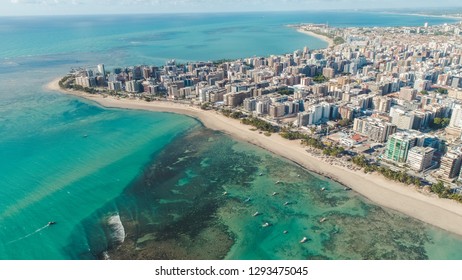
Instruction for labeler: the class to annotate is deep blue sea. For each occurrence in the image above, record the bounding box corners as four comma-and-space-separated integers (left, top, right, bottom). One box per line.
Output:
1, 11, 462, 260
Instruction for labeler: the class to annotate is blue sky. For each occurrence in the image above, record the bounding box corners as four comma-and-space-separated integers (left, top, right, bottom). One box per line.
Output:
2, 0, 462, 16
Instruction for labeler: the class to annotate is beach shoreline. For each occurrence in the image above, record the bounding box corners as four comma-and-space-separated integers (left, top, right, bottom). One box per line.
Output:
46, 78, 462, 237
296, 28, 334, 48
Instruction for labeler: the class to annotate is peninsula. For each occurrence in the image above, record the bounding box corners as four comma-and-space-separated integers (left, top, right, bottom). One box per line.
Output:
48, 21, 462, 236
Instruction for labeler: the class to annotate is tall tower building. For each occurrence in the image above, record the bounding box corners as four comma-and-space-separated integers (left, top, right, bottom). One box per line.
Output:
385, 132, 417, 163
97, 64, 106, 77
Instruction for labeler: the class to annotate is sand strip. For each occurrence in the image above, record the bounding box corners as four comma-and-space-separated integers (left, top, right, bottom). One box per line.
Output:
296, 28, 334, 48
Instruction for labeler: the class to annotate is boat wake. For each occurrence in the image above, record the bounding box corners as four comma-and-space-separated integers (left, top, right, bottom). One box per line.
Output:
6, 224, 51, 245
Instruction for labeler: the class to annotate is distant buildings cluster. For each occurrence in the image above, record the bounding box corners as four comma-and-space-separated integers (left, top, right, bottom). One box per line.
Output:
70, 20, 462, 186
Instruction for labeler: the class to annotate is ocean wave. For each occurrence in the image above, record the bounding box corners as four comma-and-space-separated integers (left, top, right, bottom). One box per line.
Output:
107, 214, 125, 245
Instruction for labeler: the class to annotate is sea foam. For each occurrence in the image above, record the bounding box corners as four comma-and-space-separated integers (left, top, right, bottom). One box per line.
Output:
107, 214, 125, 245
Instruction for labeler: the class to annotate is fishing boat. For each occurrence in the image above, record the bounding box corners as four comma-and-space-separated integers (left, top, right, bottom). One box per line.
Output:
272, 192, 278, 196
320, 217, 327, 223
47, 221, 56, 226
300, 237, 307, 243
262, 222, 270, 228
252, 211, 260, 217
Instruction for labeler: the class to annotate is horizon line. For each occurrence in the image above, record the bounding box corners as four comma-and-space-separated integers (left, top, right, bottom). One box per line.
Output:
1, 6, 462, 18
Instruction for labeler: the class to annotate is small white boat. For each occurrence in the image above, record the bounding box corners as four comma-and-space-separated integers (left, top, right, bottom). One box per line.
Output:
259, 173, 263, 176
321, 187, 326, 191
300, 237, 307, 243
252, 211, 260, 217
262, 222, 270, 228
344, 187, 352, 191
283, 230, 288, 234
276, 181, 280, 184
284, 201, 290, 206
272, 192, 278, 196
320, 217, 327, 223
223, 191, 228, 196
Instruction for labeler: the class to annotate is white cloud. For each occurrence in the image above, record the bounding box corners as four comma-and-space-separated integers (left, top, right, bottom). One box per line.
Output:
4, 0, 462, 15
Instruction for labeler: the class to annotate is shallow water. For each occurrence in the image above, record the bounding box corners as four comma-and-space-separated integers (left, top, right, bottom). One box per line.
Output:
69, 128, 462, 260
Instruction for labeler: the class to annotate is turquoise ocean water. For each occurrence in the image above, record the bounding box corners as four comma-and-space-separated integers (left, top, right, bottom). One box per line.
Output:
1, 11, 462, 260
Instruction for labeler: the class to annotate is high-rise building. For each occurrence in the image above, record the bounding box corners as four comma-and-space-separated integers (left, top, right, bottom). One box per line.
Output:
459, 164, 462, 182
385, 132, 418, 163
126, 80, 142, 93
269, 102, 286, 118
223, 91, 250, 107
390, 106, 415, 130
338, 104, 358, 121
108, 81, 122, 91
97, 64, 106, 77
132, 66, 143, 80
297, 111, 313, 127
308, 104, 325, 124
373, 96, 392, 113
168, 84, 179, 100
413, 79, 431, 92
353, 117, 397, 143
322, 67, 335, 79
75, 76, 96, 88
449, 105, 462, 128
284, 101, 300, 115
142, 67, 152, 79
256, 99, 271, 115
399, 87, 417, 101
406, 147, 434, 171
243, 98, 257, 112
439, 151, 462, 179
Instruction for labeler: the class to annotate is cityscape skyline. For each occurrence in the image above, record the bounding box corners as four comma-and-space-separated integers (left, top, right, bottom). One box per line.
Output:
2, 0, 462, 16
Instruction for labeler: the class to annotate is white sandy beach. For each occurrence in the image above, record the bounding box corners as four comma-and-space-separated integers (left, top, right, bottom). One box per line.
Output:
46, 78, 462, 237
296, 28, 334, 48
